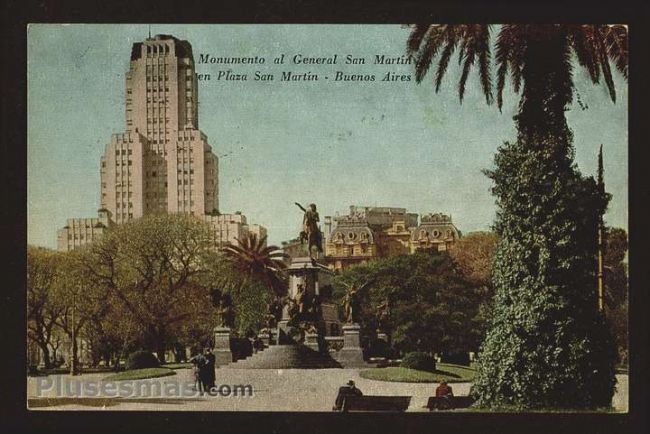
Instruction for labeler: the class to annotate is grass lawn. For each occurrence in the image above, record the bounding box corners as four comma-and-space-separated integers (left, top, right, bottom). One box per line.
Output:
359, 363, 475, 383
103, 367, 176, 381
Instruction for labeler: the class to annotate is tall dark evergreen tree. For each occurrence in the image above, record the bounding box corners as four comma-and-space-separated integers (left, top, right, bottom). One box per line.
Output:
408, 24, 626, 408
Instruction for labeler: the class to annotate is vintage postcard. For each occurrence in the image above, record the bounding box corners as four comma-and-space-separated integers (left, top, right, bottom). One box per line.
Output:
26, 24, 628, 413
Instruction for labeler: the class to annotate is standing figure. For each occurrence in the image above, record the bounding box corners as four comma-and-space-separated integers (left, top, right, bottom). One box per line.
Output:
212, 291, 235, 328
295, 202, 323, 256
342, 279, 373, 324
376, 297, 392, 333
295, 283, 307, 315
189, 351, 208, 394
204, 348, 216, 391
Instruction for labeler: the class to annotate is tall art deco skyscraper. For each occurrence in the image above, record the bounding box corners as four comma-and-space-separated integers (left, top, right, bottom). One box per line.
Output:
100, 34, 218, 222
57, 34, 266, 251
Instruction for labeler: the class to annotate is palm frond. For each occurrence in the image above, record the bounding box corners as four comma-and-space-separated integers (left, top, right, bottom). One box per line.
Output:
495, 24, 515, 110
458, 28, 476, 102
568, 25, 601, 83
434, 26, 460, 92
603, 24, 628, 79
407, 24, 430, 54
222, 232, 288, 296
414, 25, 445, 83
477, 25, 494, 105
595, 26, 616, 102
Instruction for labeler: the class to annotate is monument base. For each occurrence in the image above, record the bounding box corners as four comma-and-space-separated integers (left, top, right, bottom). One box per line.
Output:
277, 320, 296, 345
334, 323, 368, 368
304, 331, 320, 352
213, 326, 233, 367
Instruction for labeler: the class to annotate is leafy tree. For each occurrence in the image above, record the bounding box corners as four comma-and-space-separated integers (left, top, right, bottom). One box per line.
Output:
52, 248, 115, 372
333, 252, 481, 356
603, 227, 628, 366
84, 310, 133, 368
449, 231, 499, 345
27, 246, 63, 368
231, 279, 274, 336
408, 24, 626, 408
603, 227, 628, 307
449, 232, 497, 286
83, 214, 219, 363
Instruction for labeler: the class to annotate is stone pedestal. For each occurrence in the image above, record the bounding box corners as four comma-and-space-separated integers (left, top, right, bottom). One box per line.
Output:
260, 330, 271, 347
213, 326, 233, 367
304, 331, 320, 352
343, 323, 361, 347
270, 329, 277, 345
277, 320, 295, 345
335, 323, 367, 368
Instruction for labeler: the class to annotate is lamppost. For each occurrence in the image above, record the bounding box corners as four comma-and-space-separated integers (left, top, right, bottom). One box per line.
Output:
70, 291, 78, 376
596, 145, 605, 313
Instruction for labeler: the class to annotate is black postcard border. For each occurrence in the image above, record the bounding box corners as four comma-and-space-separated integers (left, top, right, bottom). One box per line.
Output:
2, 1, 648, 434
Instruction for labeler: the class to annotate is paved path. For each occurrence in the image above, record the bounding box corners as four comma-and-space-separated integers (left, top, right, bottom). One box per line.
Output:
27, 369, 628, 412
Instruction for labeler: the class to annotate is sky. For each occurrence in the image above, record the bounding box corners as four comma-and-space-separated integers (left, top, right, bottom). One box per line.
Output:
27, 24, 628, 248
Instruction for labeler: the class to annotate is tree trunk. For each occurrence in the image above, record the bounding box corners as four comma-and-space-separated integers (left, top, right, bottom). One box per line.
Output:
155, 341, 166, 364
36, 341, 52, 369
154, 326, 167, 364
515, 26, 573, 150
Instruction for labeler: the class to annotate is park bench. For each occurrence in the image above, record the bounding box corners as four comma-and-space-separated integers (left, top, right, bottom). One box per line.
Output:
425, 395, 474, 411
339, 395, 412, 412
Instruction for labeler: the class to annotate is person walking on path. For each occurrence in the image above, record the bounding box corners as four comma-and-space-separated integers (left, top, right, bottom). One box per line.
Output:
189, 351, 208, 394
204, 348, 216, 392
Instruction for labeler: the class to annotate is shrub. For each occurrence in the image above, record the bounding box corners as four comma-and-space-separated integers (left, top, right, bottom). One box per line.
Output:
126, 350, 160, 370
401, 351, 436, 372
230, 337, 253, 361
365, 338, 397, 359
440, 352, 470, 366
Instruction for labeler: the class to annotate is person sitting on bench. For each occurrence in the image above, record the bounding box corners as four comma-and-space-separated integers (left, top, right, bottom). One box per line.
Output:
435, 381, 454, 409
333, 380, 363, 411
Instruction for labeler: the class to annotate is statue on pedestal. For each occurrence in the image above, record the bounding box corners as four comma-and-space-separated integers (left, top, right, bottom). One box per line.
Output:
295, 283, 307, 315
295, 202, 323, 257
376, 297, 392, 333
342, 279, 373, 324
211, 288, 235, 328
265, 297, 283, 329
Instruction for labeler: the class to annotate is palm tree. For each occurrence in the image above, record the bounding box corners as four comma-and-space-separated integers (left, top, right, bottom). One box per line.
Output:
408, 24, 627, 152
408, 24, 627, 111
222, 233, 289, 298
407, 24, 628, 409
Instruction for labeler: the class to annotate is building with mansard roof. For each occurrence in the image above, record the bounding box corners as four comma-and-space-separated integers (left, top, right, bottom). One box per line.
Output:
323, 205, 459, 271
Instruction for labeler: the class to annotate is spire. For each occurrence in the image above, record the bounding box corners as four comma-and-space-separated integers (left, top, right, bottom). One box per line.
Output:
148, 24, 151, 39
